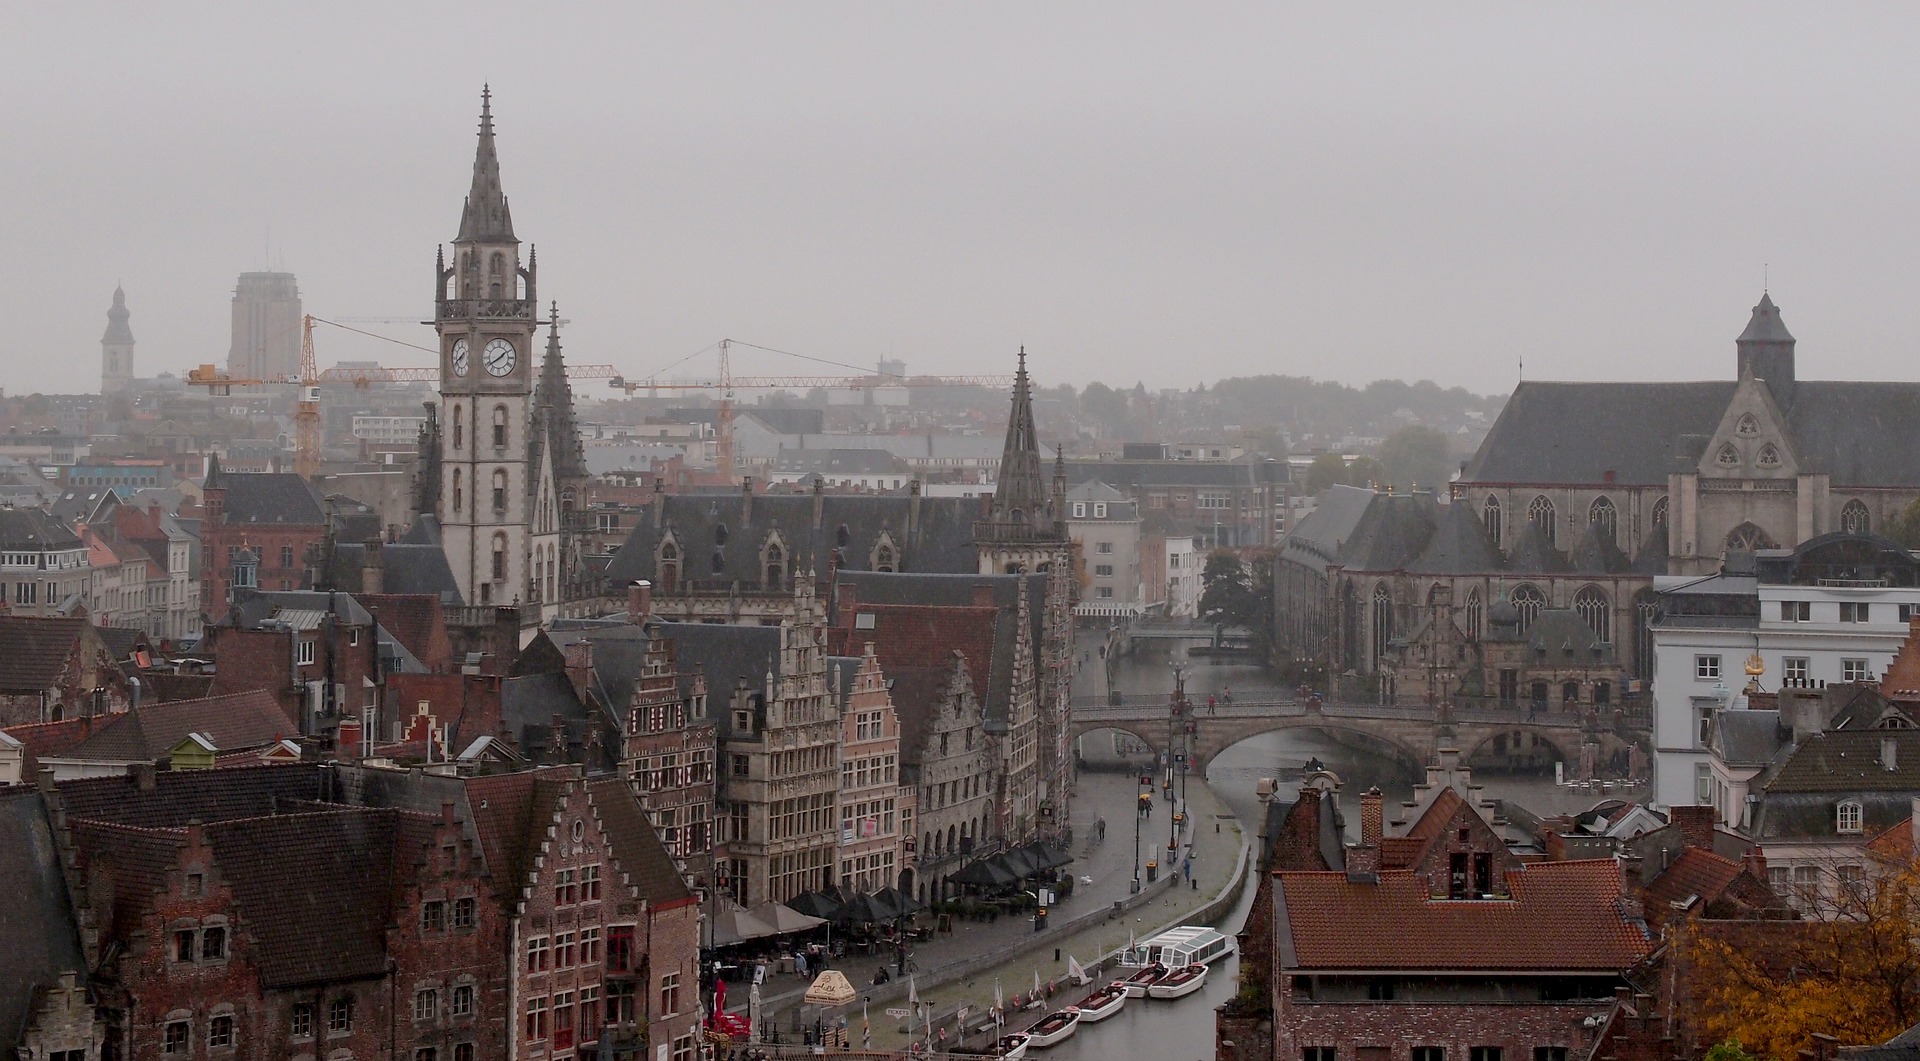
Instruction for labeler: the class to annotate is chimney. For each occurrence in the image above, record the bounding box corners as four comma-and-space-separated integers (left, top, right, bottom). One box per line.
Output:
130, 761, 156, 791
361, 538, 384, 595
812, 475, 825, 530
563, 640, 594, 705
627, 580, 653, 624
909, 479, 922, 537
1360, 787, 1384, 846
973, 583, 996, 609
337, 716, 364, 761
1671, 805, 1715, 850
1743, 845, 1769, 882
740, 476, 753, 525
652, 477, 665, 529
1883, 735, 1900, 772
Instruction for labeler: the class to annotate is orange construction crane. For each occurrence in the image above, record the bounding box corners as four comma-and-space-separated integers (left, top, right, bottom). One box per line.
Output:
186, 314, 326, 478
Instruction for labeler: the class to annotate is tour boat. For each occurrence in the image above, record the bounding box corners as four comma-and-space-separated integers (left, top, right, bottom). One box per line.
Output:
996, 1033, 1031, 1059
1023, 1007, 1081, 1048
1074, 982, 1128, 1023
1119, 962, 1167, 998
1147, 963, 1209, 1000
1131, 926, 1237, 969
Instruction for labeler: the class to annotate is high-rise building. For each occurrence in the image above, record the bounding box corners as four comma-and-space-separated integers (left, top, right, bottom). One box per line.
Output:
100, 286, 134, 394
226, 271, 303, 382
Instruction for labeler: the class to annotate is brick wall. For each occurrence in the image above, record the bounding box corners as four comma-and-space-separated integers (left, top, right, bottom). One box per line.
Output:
1276, 989, 1613, 1058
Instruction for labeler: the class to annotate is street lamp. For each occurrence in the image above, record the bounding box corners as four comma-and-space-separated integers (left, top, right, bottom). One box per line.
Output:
1168, 661, 1187, 860
1132, 768, 1148, 894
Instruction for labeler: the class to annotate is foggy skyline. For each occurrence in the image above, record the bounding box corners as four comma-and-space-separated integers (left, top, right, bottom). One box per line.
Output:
6, 4, 1920, 398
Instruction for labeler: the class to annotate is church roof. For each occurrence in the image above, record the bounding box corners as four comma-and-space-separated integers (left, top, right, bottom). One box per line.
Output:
455, 87, 515, 243
1505, 520, 1570, 575
1406, 501, 1502, 575
1462, 380, 1736, 486
102, 286, 134, 344
1738, 292, 1795, 344
1334, 493, 1437, 573
1566, 522, 1630, 575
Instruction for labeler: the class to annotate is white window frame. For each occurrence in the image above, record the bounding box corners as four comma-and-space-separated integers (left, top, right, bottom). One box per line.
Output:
1843, 658, 1871, 682
1837, 800, 1863, 835
1695, 655, 1721, 681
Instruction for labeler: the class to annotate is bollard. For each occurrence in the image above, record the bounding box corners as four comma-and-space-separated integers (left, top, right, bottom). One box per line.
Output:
1054, 948, 1061, 962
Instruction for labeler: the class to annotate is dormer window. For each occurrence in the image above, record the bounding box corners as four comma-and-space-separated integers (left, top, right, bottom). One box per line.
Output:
1837, 800, 1863, 834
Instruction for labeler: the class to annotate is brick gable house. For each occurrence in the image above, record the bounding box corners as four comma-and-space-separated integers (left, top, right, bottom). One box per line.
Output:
197, 457, 328, 606
0, 616, 128, 727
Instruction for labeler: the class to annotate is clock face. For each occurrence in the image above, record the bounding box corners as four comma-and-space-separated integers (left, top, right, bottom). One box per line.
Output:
449, 339, 470, 377
483, 338, 517, 377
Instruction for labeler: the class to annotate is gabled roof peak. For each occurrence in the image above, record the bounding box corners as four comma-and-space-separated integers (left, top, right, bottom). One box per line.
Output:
1737, 292, 1794, 344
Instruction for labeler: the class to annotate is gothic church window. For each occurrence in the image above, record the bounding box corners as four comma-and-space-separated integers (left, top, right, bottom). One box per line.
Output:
658, 541, 680, 595
1464, 588, 1483, 640
1757, 444, 1781, 469
1840, 499, 1871, 535
493, 406, 508, 448
1736, 413, 1760, 437
1371, 583, 1393, 665
1483, 496, 1502, 549
1511, 584, 1545, 634
451, 470, 463, 514
764, 541, 784, 588
1651, 496, 1669, 527
492, 470, 507, 513
1716, 444, 1740, 467
491, 534, 507, 580
452, 406, 464, 450
1574, 585, 1611, 643
1726, 522, 1773, 552
1589, 496, 1618, 545
1527, 496, 1556, 547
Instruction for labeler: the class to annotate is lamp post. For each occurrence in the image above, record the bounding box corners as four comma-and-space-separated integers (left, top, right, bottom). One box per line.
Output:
1168, 661, 1186, 860
1132, 767, 1147, 893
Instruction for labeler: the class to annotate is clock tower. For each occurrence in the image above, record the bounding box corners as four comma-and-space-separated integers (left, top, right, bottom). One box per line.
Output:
435, 87, 539, 608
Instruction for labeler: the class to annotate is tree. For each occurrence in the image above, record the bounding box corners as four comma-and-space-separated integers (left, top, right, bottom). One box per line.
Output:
1199, 552, 1252, 629
1303, 453, 1350, 494
1680, 856, 1920, 1058
1346, 455, 1383, 488
1378, 424, 1454, 493
1886, 498, 1920, 549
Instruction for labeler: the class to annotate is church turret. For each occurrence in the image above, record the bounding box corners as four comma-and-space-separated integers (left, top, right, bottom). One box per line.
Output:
988, 347, 1048, 534
101, 286, 134, 394
455, 86, 515, 245
1736, 292, 1795, 401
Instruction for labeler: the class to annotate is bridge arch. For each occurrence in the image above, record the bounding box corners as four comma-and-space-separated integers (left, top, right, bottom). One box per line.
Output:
1196, 717, 1429, 777
1459, 727, 1578, 772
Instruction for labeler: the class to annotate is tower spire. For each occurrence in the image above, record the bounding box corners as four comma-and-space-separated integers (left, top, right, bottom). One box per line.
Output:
990, 346, 1046, 529
456, 85, 516, 243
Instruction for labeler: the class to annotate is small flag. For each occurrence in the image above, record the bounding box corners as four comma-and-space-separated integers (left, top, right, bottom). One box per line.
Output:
908, 975, 919, 1007
1068, 955, 1087, 983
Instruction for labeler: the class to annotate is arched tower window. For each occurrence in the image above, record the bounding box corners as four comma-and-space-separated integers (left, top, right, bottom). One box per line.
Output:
658, 539, 680, 595
493, 405, 508, 448
452, 405, 464, 450
1841, 499, 1871, 535
1726, 522, 1774, 552
764, 540, 785, 589
488, 252, 506, 298
1527, 496, 1556, 547
1589, 496, 1617, 545
1482, 496, 1502, 549
491, 532, 508, 580
491, 469, 507, 513
1511, 584, 1545, 634
1574, 584, 1611, 643
1370, 583, 1393, 665
1464, 588, 1483, 641
1651, 496, 1669, 527
451, 469, 463, 514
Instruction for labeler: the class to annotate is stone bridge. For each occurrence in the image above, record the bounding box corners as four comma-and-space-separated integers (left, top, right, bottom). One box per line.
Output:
1067, 697, 1651, 778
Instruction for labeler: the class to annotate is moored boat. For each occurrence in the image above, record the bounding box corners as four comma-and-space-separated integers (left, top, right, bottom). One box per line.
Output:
997, 1033, 1031, 1059
1119, 961, 1167, 998
1074, 981, 1127, 1023
1024, 1007, 1081, 1048
1147, 963, 1209, 1000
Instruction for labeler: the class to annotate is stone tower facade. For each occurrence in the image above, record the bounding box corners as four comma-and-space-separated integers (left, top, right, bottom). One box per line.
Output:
226, 272, 303, 382
435, 87, 541, 610
101, 286, 134, 394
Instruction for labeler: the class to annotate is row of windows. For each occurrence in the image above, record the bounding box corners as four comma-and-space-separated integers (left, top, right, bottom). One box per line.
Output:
1696, 654, 1872, 683
1304, 1049, 1567, 1061
420, 896, 477, 933
1482, 493, 1666, 550
447, 405, 513, 452
412, 983, 477, 1023
841, 753, 898, 791
527, 926, 603, 972
1779, 599, 1903, 624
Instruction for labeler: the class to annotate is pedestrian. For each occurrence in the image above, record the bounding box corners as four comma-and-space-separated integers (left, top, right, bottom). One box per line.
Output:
1223, 686, 1232, 704
1207, 695, 1216, 716
795, 950, 808, 978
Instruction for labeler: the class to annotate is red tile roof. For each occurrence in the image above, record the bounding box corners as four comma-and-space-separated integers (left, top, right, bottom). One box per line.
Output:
0, 617, 91, 692
1277, 859, 1649, 972
3, 716, 105, 775
66, 689, 293, 762
1640, 848, 1743, 915
844, 603, 999, 707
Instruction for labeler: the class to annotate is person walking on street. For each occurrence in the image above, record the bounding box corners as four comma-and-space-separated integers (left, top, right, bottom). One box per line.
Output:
1222, 686, 1233, 705
1207, 694, 1217, 716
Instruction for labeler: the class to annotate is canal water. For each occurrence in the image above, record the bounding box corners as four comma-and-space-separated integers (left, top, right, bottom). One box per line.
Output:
1040, 639, 1640, 1061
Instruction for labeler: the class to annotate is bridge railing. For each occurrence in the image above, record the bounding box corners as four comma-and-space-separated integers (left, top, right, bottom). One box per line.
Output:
1069, 697, 1652, 731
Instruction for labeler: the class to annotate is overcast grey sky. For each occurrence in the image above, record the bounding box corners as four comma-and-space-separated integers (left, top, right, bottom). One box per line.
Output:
5, 4, 1919, 397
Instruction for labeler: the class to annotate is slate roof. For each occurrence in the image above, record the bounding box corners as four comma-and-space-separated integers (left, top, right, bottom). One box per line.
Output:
1504, 520, 1570, 574
1335, 493, 1437, 572
1275, 859, 1650, 971
68, 819, 187, 941
1763, 730, 1920, 792
211, 470, 326, 525
772, 448, 908, 476
0, 617, 91, 692
652, 622, 782, 715
546, 623, 654, 711
465, 768, 570, 900
1710, 709, 1785, 767
1406, 501, 1502, 575
0, 507, 81, 552
56, 762, 331, 828
882, 663, 963, 774
501, 672, 615, 772
0, 790, 85, 1050
206, 807, 432, 988
326, 543, 463, 601
1567, 523, 1630, 575
65, 689, 293, 763
1463, 381, 1737, 486
587, 777, 694, 906
1279, 485, 1375, 572
606, 492, 983, 587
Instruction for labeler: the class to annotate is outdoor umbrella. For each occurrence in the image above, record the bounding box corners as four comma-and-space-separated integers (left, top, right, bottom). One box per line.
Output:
840, 891, 888, 924
1022, 841, 1074, 869
873, 885, 925, 916
802, 970, 859, 1008
999, 848, 1040, 880
710, 898, 780, 947
750, 900, 828, 936
949, 856, 1017, 888
787, 890, 843, 921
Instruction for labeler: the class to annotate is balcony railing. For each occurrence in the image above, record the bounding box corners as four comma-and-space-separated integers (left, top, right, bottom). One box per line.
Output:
438, 298, 535, 321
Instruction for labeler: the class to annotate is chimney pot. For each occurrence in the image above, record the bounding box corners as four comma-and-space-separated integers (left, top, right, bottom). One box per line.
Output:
628, 580, 653, 624
1360, 787, 1384, 846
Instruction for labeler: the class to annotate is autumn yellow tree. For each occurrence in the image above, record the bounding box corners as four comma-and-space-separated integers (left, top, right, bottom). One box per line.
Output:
1680, 856, 1920, 1058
